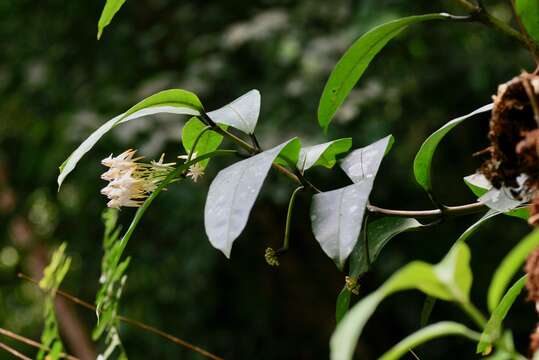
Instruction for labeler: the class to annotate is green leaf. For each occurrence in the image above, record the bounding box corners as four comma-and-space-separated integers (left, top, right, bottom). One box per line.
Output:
58, 89, 203, 189
204, 139, 300, 257
310, 136, 393, 268
478, 276, 527, 355
479, 187, 525, 213
331, 242, 473, 360
182, 117, 225, 169
434, 242, 472, 302
207, 89, 260, 134
97, 0, 127, 40
420, 296, 437, 327
464, 173, 491, 197
349, 217, 424, 277
414, 103, 493, 192
317, 13, 451, 130
379, 322, 481, 360
38, 243, 72, 360
298, 138, 352, 170
488, 230, 539, 312
516, 0, 539, 43
463, 175, 529, 220
311, 181, 373, 269
340, 135, 394, 184
335, 287, 352, 324
457, 210, 500, 243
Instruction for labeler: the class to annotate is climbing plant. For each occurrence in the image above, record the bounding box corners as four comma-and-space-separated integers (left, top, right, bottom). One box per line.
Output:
21, 0, 539, 359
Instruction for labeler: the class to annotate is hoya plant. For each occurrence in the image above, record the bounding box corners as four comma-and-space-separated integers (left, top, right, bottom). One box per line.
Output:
10, 0, 539, 359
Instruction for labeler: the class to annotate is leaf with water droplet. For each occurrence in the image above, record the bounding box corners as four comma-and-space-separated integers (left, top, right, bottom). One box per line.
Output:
207, 89, 260, 134
311, 181, 373, 269
340, 135, 393, 183
204, 138, 300, 257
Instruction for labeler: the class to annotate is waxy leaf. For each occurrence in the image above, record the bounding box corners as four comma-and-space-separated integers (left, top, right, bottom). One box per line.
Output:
349, 217, 424, 277
204, 138, 300, 257
318, 13, 450, 130
515, 0, 539, 43
97, 0, 127, 40
331, 242, 473, 360
58, 89, 203, 189
464, 173, 491, 197
434, 241, 472, 303
414, 103, 493, 192
463, 174, 529, 220
479, 187, 524, 213
311, 181, 373, 269
335, 288, 352, 324
311, 136, 393, 268
380, 322, 481, 360
207, 89, 260, 134
478, 276, 527, 355
298, 138, 352, 171
182, 117, 225, 169
488, 230, 539, 312
335, 217, 424, 321
340, 135, 393, 183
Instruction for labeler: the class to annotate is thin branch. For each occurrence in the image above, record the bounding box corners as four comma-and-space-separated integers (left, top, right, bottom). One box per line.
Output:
453, 0, 539, 59
508, 0, 539, 65
0, 327, 79, 360
367, 202, 487, 218
17, 274, 224, 360
198, 113, 488, 219
0, 341, 32, 360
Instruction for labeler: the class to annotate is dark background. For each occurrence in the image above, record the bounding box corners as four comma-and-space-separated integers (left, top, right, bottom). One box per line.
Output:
0, 0, 536, 359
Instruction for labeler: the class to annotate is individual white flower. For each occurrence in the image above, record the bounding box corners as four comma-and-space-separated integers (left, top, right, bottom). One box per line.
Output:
186, 163, 205, 182
101, 149, 138, 168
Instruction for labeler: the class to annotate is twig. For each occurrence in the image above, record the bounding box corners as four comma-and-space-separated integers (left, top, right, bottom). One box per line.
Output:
18, 273, 224, 360
0, 328, 78, 360
453, 0, 539, 59
508, 0, 539, 65
198, 113, 487, 219
0, 341, 32, 360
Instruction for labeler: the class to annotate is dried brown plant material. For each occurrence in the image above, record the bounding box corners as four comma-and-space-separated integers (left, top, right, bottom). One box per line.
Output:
531, 324, 539, 356
480, 74, 539, 192
526, 246, 539, 303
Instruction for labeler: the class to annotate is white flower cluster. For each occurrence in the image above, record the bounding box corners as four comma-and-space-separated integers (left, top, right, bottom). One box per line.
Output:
100, 149, 174, 209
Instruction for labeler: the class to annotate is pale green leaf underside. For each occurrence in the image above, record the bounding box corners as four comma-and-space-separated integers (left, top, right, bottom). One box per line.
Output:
414, 103, 493, 192
204, 138, 300, 258
317, 13, 450, 130
463, 174, 529, 220
340, 135, 393, 184
57, 89, 203, 189
310, 136, 393, 268
298, 138, 352, 170
478, 275, 527, 354
206, 89, 260, 134
488, 229, 539, 312
97, 0, 127, 40
311, 181, 373, 269
331, 242, 472, 360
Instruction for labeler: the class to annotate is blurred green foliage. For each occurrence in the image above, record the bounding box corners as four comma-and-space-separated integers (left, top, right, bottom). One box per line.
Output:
0, 0, 536, 359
